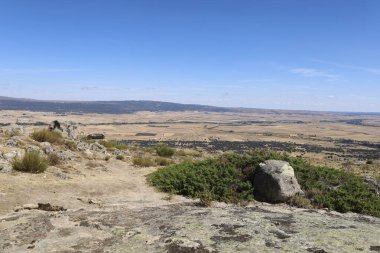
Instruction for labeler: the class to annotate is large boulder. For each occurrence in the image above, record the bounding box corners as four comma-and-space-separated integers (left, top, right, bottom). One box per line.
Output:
254, 160, 303, 203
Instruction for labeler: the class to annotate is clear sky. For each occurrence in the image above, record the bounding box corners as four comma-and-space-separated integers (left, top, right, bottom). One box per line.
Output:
0, 0, 379, 112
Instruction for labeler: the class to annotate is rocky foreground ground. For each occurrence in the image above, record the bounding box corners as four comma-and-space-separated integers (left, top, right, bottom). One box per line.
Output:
0, 124, 380, 252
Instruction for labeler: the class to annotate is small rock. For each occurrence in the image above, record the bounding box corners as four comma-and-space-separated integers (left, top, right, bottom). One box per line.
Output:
4, 124, 24, 136
6, 136, 20, 147
87, 133, 105, 140
90, 142, 106, 152
37, 203, 66, 211
76, 141, 90, 152
25, 145, 42, 154
40, 142, 54, 154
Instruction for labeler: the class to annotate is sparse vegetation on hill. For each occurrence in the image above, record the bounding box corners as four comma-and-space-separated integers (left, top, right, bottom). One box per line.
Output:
148, 150, 380, 217
31, 129, 63, 143
12, 151, 48, 173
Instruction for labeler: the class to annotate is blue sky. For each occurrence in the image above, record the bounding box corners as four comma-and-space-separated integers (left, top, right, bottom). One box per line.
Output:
0, 0, 379, 112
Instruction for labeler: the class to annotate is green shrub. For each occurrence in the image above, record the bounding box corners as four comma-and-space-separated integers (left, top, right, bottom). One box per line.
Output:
148, 150, 380, 217
176, 149, 201, 157
104, 155, 111, 161
47, 153, 61, 166
116, 154, 124, 160
12, 151, 48, 173
99, 140, 128, 151
287, 195, 312, 208
155, 144, 175, 157
155, 157, 172, 166
133, 157, 154, 167
31, 129, 63, 143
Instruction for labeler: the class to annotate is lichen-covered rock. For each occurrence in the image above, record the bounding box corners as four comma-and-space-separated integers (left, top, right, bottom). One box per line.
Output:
4, 124, 24, 136
3, 150, 25, 161
6, 136, 20, 147
90, 142, 106, 153
54, 150, 74, 161
0, 161, 12, 173
254, 160, 303, 202
40, 142, 54, 154
65, 124, 78, 139
76, 141, 89, 152
25, 145, 42, 154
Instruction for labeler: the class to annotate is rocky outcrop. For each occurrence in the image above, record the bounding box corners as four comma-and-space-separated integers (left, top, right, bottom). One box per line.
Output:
66, 124, 78, 139
254, 160, 303, 202
49, 120, 79, 140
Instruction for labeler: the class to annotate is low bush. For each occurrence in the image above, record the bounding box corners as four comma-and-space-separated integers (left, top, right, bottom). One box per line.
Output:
47, 153, 61, 166
133, 157, 155, 167
155, 144, 175, 157
12, 151, 48, 173
31, 129, 63, 144
155, 157, 172, 166
99, 140, 128, 151
147, 150, 380, 217
116, 154, 124, 160
176, 149, 202, 157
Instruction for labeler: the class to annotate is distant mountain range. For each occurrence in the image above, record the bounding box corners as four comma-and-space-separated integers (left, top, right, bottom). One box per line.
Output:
0, 96, 378, 115
0, 96, 243, 114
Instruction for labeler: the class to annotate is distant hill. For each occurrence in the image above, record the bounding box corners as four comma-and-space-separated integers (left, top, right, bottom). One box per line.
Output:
0, 96, 241, 114
0, 96, 378, 115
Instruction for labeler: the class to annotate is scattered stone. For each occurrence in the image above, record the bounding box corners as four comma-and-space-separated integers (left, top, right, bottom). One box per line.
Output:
54, 150, 74, 161
25, 145, 42, 154
83, 149, 94, 158
90, 142, 106, 153
307, 248, 327, 253
254, 160, 303, 202
0, 161, 12, 173
87, 133, 105, 140
4, 124, 24, 136
76, 141, 90, 151
49, 120, 63, 132
54, 172, 69, 180
66, 124, 78, 139
37, 203, 66, 212
40, 142, 54, 154
14, 204, 39, 212
3, 150, 25, 161
6, 136, 20, 147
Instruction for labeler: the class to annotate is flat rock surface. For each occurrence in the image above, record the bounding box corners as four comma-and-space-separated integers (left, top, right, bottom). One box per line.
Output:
1, 203, 380, 253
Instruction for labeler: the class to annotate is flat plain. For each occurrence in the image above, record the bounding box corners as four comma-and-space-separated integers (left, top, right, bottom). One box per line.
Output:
1, 109, 379, 176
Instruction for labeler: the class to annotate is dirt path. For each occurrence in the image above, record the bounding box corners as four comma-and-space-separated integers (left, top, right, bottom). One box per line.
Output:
0, 159, 187, 216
